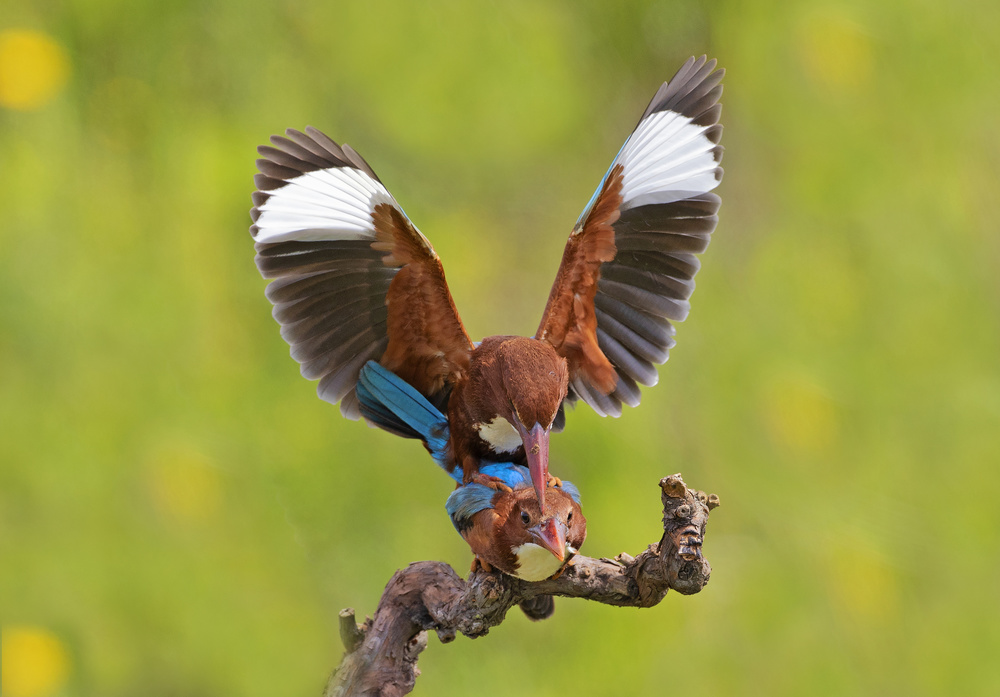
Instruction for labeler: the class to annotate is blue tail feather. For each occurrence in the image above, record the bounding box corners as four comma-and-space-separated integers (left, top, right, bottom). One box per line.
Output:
357, 361, 452, 471
356, 378, 421, 439
357, 362, 581, 504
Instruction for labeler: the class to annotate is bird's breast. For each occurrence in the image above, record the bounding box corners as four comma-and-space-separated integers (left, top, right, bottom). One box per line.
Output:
511, 542, 566, 582
475, 416, 522, 454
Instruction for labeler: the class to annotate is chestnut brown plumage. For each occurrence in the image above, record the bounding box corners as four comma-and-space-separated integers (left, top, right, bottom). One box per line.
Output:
536, 164, 624, 396
458, 485, 587, 581
250, 56, 725, 510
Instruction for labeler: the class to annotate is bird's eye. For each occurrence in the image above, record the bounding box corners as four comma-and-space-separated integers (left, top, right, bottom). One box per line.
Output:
520, 511, 530, 525
567, 511, 573, 523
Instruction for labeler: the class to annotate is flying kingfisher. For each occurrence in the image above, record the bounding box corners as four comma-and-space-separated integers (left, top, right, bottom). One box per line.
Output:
249, 55, 724, 517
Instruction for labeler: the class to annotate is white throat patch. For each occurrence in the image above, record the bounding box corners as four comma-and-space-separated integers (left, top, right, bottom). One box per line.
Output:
476, 416, 521, 454
511, 542, 565, 582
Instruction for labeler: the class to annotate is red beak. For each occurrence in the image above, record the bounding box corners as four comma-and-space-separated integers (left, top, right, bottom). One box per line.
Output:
532, 518, 567, 562
516, 422, 549, 508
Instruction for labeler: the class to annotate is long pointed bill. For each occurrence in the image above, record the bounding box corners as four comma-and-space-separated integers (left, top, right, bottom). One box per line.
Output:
517, 422, 549, 508
532, 518, 567, 562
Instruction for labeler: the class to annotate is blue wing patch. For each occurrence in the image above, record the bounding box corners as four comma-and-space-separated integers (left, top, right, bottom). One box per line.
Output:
357, 362, 582, 512
576, 139, 628, 227
446, 463, 581, 532
478, 462, 532, 489
558, 478, 582, 506
480, 463, 581, 505
446, 483, 497, 532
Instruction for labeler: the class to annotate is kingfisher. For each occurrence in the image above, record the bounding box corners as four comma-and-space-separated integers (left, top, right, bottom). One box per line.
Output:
446, 469, 586, 582
356, 359, 586, 580
249, 56, 724, 508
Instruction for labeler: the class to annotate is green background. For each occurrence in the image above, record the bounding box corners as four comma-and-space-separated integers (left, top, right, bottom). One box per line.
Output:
4, 0, 1000, 695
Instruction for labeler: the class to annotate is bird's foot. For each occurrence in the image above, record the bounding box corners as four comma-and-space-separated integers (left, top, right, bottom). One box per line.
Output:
471, 556, 493, 574
468, 472, 513, 493
547, 475, 563, 489
548, 557, 575, 580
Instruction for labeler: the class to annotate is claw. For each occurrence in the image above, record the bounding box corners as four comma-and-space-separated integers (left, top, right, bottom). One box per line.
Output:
471, 556, 493, 573
546, 475, 563, 489
548, 557, 574, 580
469, 473, 513, 493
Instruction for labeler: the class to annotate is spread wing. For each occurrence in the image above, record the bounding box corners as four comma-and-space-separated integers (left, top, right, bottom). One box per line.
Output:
251, 127, 473, 418
536, 56, 724, 418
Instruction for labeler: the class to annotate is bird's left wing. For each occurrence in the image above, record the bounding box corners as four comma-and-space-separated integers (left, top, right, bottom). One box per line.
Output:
536, 56, 724, 418
251, 127, 473, 418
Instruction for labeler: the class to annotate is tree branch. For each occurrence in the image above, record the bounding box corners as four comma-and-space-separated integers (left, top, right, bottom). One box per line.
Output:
323, 474, 719, 697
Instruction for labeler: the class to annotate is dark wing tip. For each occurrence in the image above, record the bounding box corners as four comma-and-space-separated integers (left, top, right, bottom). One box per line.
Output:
640, 56, 725, 125
563, 58, 725, 418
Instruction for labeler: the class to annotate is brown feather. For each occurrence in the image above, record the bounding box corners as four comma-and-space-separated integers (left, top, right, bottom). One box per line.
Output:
462, 508, 500, 563
372, 203, 473, 400
536, 165, 624, 395
447, 336, 568, 482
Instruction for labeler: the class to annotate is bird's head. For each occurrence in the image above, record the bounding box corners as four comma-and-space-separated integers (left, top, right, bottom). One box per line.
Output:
446, 466, 587, 581
467, 336, 569, 507
499, 486, 586, 582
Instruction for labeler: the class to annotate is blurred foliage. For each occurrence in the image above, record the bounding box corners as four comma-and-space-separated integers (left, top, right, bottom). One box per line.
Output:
2, 0, 999, 695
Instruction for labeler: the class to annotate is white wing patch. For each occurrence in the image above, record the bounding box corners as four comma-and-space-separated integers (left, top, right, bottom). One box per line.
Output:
616, 110, 720, 209
254, 167, 396, 244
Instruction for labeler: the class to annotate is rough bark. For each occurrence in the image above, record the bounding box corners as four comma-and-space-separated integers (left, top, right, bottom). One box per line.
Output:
324, 474, 719, 697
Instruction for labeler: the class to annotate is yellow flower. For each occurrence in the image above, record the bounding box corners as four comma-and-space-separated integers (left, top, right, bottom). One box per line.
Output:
1, 626, 71, 697
0, 29, 70, 111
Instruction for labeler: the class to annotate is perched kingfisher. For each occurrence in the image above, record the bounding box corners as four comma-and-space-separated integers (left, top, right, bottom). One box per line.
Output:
249, 56, 724, 509
356, 360, 586, 580
446, 468, 586, 581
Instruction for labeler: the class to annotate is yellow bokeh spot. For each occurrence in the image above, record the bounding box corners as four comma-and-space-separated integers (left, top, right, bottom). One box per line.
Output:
763, 373, 838, 455
826, 542, 900, 625
147, 444, 223, 524
1, 626, 71, 697
796, 8, 873, 91
0, 29, 70, 111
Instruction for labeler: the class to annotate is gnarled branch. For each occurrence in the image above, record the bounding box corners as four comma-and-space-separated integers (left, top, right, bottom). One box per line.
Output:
323, 474, 719, 697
